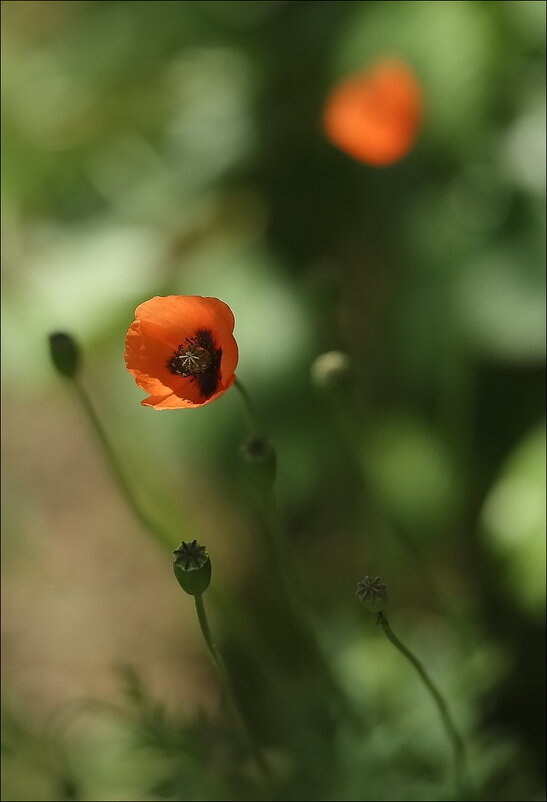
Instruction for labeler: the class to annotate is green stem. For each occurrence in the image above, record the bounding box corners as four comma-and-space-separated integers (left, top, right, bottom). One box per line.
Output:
233, 381, 296, 610
234, 378, 359, 727
233, 378, 307, 617
73, 379, 173, 551
233, 378, 262, 436
70, 377, 273, 782
193, 594, 271, 780
71, 374, 288, 729
377, 611, 466, 788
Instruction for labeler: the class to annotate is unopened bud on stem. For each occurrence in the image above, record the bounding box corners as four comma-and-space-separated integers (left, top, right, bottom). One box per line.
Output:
48, 332, 80, 379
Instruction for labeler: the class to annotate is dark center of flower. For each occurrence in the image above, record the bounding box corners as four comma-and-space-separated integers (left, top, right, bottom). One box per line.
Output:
169, 344, 212, 376
166, 330, 223, 400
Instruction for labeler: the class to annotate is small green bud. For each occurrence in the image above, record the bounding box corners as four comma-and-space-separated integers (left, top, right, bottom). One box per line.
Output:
48, 332, 80, 379
356, 575, 388, 615
310, 351, 353, 391
173, 540, 212, 596
239, 435, 276, 491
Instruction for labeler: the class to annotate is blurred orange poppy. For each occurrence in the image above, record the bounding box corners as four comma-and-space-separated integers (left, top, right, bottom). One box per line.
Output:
323, 59, 422, 166
124, 296, 238, 409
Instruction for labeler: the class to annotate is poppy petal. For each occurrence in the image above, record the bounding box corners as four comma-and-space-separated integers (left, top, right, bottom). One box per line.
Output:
124, 320, 186, 396
141, 374, 236, 409
134, 296, 235, 345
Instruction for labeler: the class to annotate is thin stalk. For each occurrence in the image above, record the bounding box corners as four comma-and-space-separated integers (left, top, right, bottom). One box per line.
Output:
73, 379, 173, 550
71, 376, 278, 781
193, 593, 271, 781
233, 378, 261, 436
377, 611, 466, 789
234, 379, 360, 727
71, 375, 292, 724
233, 379, 303, 614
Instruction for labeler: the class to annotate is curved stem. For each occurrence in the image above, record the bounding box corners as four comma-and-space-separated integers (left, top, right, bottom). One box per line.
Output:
193, 594, 229, 684
73, 379, 173, 551
233, 378, 262, 436
233, 378, 359, 727
71, 377, 273, 783
72, 375, 286, 736
193, 594, 271, 780
377, 611, 466, 789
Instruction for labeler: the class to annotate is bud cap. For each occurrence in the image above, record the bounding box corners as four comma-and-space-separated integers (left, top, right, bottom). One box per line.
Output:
356, 575, 388, 614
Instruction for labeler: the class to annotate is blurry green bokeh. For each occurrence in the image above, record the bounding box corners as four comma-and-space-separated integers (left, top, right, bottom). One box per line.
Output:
482, 422, 546, 617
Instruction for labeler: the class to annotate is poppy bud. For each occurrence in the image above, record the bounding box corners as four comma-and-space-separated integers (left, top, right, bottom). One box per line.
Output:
173, 540, 212, 596
356, 575, 388, 615
310, 351, 353, 392
239, 435, 277, 491
48, 332, 81, 379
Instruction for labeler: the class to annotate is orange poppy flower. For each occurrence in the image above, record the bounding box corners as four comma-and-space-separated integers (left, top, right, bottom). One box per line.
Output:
323, 59, 421, 166
124, 295, 238, 409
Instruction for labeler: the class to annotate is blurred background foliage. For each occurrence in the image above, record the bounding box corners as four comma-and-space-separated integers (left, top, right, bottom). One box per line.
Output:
1, 1, 545, 800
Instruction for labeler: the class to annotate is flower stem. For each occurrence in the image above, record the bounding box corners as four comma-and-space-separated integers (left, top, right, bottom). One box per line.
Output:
70, 377, 272, 782
234, 378, 359, 727
73, 379, 173, 551
376, 610, 467, 790
233, 378, 261, 436
71, 373, 286, 731
193, 593, 271, 781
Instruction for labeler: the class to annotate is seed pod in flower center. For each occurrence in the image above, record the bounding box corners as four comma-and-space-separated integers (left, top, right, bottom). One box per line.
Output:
169, 344, 212, 376
166, 329, 221, 399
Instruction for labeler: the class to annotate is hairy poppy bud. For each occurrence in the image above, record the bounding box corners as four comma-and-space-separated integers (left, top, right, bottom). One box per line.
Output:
48, 332, 80, 379
310, 351, 353, 392
239, 435, 277, 491
356, 575, 388, 615
173, 540, 212, 596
